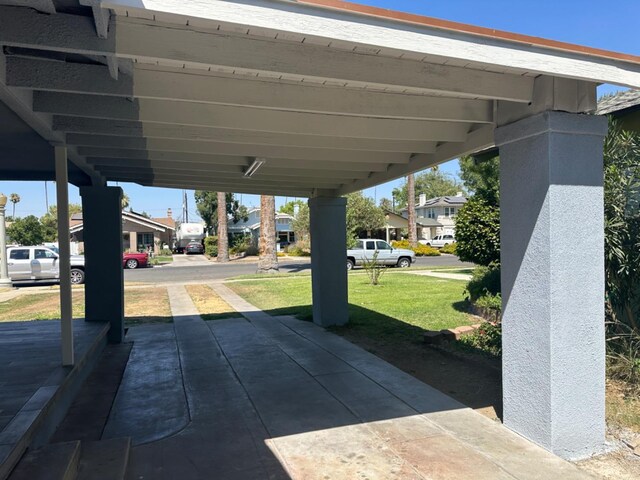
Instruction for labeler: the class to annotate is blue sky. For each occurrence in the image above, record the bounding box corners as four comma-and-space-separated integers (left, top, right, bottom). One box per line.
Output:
2, 0, 638, 221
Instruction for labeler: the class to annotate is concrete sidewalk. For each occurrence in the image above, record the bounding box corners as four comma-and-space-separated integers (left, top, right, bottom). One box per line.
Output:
103, 284, 592, 479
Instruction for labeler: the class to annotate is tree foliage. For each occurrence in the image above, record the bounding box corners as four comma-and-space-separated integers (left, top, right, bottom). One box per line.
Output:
279, 199, 305, 216
40, 203, 82, 242
604, 119, 640, 334
392, 169, 464, 209
9, 193, 20, 218
291, 203, 310, 240
7, 215, 45, 246
459, 155, 500, 204
194, 191, 247, 234
455, 155, 501, 266
346, 192, 385, 240
379, 197, 394, 212
454, 197, 501, 266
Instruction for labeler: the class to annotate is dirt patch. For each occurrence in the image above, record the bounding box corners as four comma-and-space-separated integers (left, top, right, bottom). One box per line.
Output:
185, 284, 236, 320
337, 330, 503, 420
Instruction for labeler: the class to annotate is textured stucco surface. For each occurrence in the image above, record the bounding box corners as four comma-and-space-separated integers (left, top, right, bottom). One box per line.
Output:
309, 197, 349, 327
496, 111, 607, 459
80, 186, 125, 343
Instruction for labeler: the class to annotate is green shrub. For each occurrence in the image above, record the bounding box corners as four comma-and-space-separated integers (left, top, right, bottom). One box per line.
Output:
440, 242, 457, 255
159, 248, 173, 256
458, 321, 502, 357
245, 245, 259, 256
465, 264, 501, 302
455, 196, 500, 266
204, 236, 218, 257
413, 244, 441, 256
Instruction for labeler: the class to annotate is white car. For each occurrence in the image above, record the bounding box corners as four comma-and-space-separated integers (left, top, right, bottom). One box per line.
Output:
346, 239, 415, 270
420, 235, 455, 248
7, 246, 86, 284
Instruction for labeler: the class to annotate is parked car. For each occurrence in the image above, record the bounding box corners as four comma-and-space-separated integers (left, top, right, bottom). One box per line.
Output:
185, 241, 204, 255
420, 234, 455, 248
123, 252, 149, 269
7, 246, 86, 284
346, 239, 415, 271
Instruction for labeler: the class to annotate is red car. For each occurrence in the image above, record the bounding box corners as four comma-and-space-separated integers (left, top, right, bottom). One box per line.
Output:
123, 252, 149, 269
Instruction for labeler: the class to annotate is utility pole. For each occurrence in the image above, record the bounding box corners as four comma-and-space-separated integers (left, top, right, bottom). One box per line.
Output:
182, 190, 189, 223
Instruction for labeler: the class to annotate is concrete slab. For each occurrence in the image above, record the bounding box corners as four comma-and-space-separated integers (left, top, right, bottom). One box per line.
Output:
111, 284, 593, 479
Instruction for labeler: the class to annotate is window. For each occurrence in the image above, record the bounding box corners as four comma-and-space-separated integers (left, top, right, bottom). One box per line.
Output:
376, 241, 392, 250
444, 207, 456, 217
35, 249, 56, 259
366, 241, 376, 250
9, 249, 29, 260
426, 208, 436, 219
355, 240, 364, 249
139, 233, 155, 249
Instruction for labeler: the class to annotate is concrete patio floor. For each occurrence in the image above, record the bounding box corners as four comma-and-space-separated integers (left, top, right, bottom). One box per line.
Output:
96, 285, 594, 479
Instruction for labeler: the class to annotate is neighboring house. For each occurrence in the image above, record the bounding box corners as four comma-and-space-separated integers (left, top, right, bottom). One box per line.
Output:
70, 209, 176, 254
376, 210, 429, 243
597, 89, 640, 132
400, 193, 467, 241
228, 208, 295, 246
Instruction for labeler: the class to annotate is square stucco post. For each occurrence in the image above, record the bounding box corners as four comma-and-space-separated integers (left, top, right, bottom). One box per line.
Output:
309, 197, 348, 327
80, 186, 125, 343
495, 111, 608, 459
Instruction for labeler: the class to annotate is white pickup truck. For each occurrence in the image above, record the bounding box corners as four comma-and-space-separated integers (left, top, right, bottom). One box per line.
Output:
420, 234, 455, 248
346, 239, 415, 271
7, 246, 86, 284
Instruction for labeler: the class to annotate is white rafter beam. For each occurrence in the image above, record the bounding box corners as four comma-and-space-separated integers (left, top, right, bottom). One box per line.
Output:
0, 6, 535, 102
5, 57, 494, 122
83, 154, 391, 172
34, 93, 471, 142
90, 161, 372, 179
65, 133, 414, 164
339, 125, 496, 195
99, 0, 640, 88
52, 116, 440, 153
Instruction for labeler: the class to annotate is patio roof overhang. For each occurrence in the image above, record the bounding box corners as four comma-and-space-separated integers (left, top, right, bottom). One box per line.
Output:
1, 0, 639, 196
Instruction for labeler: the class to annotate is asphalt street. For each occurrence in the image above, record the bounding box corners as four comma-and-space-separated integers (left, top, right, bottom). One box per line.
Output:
124, 254, 473, 284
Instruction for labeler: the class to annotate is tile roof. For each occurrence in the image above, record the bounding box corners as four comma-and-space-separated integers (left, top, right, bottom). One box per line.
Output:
597, 90, 640, 115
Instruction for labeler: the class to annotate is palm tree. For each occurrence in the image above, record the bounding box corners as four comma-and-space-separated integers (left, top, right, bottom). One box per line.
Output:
257, 195, 279, 273
121, 192, 130, 210
407, 174, 417, 247
217, 191, 229, 262
9, 193, 20, 218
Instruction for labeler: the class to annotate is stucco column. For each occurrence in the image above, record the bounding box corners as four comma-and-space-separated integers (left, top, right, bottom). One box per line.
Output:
80, 186, 125, 343
495, 111, 608, 459
129, 231, 137, 252
309, 196, 348, 327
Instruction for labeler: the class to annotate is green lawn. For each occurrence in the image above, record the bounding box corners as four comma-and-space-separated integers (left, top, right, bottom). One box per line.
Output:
227, 274, 473, 343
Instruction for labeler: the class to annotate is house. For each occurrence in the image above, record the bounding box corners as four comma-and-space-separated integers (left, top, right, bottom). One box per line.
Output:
70, 209, 176, 254
228, 208, 296, 246
400, 193, 467, 241
375, 210, 430, 243
597, 89, 640, 132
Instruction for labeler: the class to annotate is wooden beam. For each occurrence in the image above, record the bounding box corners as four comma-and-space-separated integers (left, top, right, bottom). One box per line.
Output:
0, 1, 55, 14
35, 92, 471, 142
125, 179, 316, 198
96, 168, 345, 188
100, 0, 640, 88
6, 57, 494, 122
89, 159, 372, 178
339, 125, 496, 194
0, 7, 535, 102
52, 116, 439, 153
66, 134, 413, 163
85, 155, 389, 172
95, 164, 369, 182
